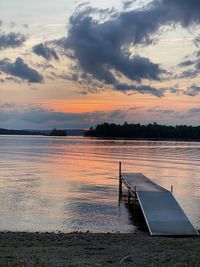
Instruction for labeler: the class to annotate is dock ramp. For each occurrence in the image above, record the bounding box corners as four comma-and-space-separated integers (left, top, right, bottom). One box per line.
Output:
121, 173, 199, 236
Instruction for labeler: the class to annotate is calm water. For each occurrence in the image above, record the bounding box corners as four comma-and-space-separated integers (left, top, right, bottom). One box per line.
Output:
0, 135, 199, 233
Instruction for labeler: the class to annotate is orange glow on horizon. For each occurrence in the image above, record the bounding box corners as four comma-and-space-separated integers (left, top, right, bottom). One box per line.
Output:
40, 92, 132, 113
40, 91, 200, 114
42, 100, 117, 113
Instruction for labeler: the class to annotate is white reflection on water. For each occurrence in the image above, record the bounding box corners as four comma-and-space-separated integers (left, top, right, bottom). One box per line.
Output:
0, 135, 199, 232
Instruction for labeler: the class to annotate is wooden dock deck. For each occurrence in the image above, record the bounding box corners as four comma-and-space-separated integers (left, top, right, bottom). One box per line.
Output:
119, 166, 199, 236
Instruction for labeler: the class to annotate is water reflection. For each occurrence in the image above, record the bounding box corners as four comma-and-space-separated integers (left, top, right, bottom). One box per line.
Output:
0, 135, 199, 232
119, 194, 148, 233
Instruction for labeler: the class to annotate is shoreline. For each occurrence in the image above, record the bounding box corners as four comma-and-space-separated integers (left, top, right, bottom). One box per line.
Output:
85, 136, 200, 142
1, 134, 200, 142
0, 231, 199, 266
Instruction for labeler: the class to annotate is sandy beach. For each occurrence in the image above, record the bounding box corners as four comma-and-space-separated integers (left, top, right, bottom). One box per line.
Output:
0, 231, 199, 266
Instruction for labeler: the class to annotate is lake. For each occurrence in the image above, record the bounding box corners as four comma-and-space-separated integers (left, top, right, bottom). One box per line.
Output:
0, 135, 199, 233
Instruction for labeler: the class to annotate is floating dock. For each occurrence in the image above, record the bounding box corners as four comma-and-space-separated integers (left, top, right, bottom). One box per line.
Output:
119, 164, 199, 236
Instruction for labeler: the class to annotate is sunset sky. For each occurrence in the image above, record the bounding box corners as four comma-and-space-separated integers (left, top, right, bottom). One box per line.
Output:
0, 0, 200, 129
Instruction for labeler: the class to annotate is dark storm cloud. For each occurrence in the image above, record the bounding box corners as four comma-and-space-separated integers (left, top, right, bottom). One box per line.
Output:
0, 57, 43, 83
54, 3, 167, 95
54, 0, 200, 96
160, 0, 200, 27
0, 32, 26, 49
32, 43, 59, 61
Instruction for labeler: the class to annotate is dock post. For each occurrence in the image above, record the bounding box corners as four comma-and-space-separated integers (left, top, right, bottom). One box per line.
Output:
171, 185, 173, 194
128, 188, 131, 204
133, 186, 136, 214
119, 162, 122, 197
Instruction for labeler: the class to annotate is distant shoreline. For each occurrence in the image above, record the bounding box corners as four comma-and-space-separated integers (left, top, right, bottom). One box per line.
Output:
0, 134, 200, 142
1, 133, 199, 141
0, 231, 199, 266
85, 136, 200, 142
0, 128, 86, 136
85, 122, 200, 141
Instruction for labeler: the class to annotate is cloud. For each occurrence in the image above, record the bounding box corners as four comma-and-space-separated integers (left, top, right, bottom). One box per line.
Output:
114, 83, 166, 97
177, 49, 200, 78
123, 0, 134, 10
35, 62, 54, 69
54, 3, 167, 95
5, 76, 22, 84
0, 57, 43, 83
54, 0, 200, 96
195, 59, 200, 70
146, 107, 200, 125
186, 85, 200, 96
0, 32, 26, 49
32, 43, 59, 60
147, 108, 176, 115
194, 35, 200, 47
23, 24, 29, 29
178, 60, 194, 67
47, 72, 69, 80
0, 107, 127, 129
0, 103, 15, 111
178, 69, 199, 79
10, 21, 16, 28
160, 0, 200, 27
1, 105, 199, 129
188, 108, 200, 114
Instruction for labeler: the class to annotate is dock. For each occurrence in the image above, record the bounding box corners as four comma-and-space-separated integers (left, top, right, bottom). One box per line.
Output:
119, 163, 199, 236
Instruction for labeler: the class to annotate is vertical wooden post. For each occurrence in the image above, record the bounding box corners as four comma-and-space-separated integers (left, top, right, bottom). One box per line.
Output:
171, 185, 173, 194
119, 162, 122, 197
128, 188, 131, 204
133, 186, 137, 215
119, 161, 121, 179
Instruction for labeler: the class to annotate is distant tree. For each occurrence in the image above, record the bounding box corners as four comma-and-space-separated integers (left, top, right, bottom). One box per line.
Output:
0, 128, 42, 135
49, 128, 67, 136
84, 123, 200, 140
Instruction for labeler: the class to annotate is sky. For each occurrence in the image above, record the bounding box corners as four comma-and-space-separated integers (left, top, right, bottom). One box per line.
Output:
0, 0, 200, 129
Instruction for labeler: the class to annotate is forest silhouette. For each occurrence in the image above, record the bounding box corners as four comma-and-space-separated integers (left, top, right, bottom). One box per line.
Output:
85, 122, 200, 140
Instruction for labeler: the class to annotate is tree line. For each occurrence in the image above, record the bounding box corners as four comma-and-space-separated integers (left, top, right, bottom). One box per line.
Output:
0, 128, 42, 135
0, 128, 67, 136
85, 122, 200, 140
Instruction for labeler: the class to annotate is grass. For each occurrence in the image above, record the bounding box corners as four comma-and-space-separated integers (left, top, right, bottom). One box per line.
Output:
0, 259, 103, 267
0, 257, 200, 267
0, 257, 46, 267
